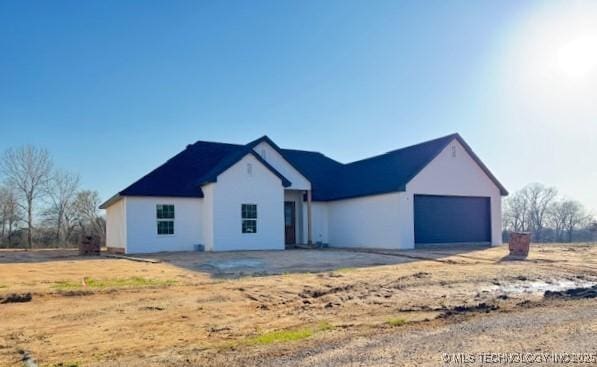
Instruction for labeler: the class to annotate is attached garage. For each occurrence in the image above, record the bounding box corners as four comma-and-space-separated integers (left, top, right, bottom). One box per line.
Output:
413, 194, 491, 245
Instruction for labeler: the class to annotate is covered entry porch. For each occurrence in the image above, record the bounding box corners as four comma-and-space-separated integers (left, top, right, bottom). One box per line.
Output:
283, 189, 313, 247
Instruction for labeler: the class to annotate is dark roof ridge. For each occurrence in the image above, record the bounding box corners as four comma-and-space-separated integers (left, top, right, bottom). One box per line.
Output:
344, 133, 459, 166
281, 148, 344, 164
188, 140, 243, 148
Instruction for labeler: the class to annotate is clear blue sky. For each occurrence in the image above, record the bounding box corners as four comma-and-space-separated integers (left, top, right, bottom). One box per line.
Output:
1, 1, 596, 212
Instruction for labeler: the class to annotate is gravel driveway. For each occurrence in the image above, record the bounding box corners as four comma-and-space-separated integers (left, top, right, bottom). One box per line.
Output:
207, 298, 596, 367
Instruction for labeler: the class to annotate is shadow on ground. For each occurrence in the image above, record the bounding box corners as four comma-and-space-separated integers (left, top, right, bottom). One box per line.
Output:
0, 248, 102, 264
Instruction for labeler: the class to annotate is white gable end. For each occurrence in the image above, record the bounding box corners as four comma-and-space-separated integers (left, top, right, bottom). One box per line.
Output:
401, 138, 503, 247
407, 139, 501, 196
253, 141, 311, 190
210, 153, 285, 251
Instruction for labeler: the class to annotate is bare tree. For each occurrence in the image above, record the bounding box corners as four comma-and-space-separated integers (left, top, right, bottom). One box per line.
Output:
72, 190, 105, 243
503, 191, 530, 232
560, 200, 589, 242
0, 146, 53, 248
589, 220, 597, 242
505, 183, 595, 243
520, 183, 557, 241
44, 170, 79, 245
62, 201, 81, 245
0, 186, 21, 246
547, 200, 567, 242
547, 199, 590, 242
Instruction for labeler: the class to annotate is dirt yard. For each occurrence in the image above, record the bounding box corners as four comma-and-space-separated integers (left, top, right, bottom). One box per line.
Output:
0, 244, 595, 366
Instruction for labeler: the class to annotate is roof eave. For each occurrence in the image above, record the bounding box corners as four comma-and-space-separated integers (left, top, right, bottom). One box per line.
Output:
99, 194, 122, 209
315, 187, 407, 202
250, 151, 292, 187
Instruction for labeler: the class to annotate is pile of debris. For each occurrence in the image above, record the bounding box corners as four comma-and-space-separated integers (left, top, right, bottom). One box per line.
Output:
0, 293, 32, 304
79, 235, 101, 256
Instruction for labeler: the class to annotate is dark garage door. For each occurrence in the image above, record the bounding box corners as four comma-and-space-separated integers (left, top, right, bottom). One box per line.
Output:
414, 195, 491, 244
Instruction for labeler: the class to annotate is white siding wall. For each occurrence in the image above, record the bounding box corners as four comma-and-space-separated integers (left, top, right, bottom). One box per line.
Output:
401, 139, 503, 248
211, 154, 285, 251
105, 198, 126, 250
125, 196, 203, 253
302, 201, 329, 245
201, 183, 215, 251
327, 193, 401, 248
253, 141, 311, 190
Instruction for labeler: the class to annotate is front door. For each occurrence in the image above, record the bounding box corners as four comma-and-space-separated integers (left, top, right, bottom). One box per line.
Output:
284, 201, 296, 245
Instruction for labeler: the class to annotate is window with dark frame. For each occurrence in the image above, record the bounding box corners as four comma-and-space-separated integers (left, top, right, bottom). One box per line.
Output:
241, 204, 257, 233
156, 204, 175, 235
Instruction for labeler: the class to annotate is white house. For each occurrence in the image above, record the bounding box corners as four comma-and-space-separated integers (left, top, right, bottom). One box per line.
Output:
100, 134, 508, 254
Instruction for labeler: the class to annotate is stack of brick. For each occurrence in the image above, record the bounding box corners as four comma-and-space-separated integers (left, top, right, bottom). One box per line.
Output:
79, 235, 101, 256
508, 232, 530, 257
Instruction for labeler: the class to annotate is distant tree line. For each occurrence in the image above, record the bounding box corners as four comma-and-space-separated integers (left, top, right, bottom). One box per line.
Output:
0, 145, 105, 248
503, 183, 597, 243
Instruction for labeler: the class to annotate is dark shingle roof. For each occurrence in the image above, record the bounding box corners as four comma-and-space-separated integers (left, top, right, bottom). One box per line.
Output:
291, 133, 506, 200
320, 134, 457, 200
280, 134, 465, 200
113, 140, 289, 204
100, 133, 507, 208
119, 141, 240, 198
280, 149, 343, 200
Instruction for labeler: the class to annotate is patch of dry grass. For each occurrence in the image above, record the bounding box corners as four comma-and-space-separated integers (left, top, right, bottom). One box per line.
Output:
249, 328, 314, 345
52, 277, 176, 291
335, 267, 357, 273
244, 321, 336, 345
316, 321, 335, 331
47, 362, 81, 367
386, 317, 407, 327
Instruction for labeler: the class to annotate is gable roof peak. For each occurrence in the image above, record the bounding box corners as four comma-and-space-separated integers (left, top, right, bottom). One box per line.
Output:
246, 135, 279, 149
379, 132, 460, 156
